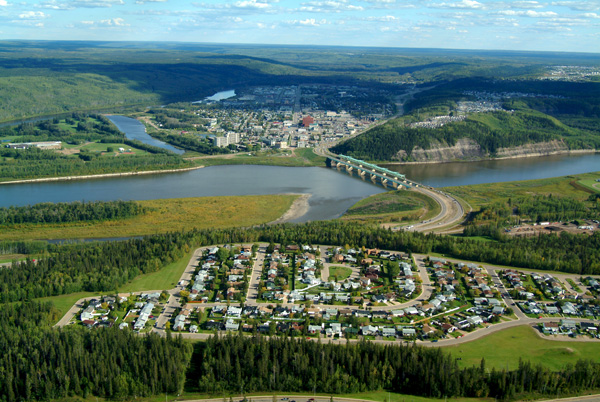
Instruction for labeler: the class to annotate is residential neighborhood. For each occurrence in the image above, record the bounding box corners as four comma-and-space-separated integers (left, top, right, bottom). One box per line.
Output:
65, 243, 600, 344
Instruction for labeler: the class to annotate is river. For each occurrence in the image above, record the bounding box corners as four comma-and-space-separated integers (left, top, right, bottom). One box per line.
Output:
383, 153, 600, 188
2, 116, 599, 222
0, 166, 385, 222
105, 115, 185, 155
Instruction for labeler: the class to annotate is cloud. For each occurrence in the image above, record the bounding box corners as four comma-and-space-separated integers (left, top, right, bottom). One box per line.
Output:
365, 15, 398, 21
551, 1, 600, 11
136, 0, 167, 3
510, 1, 544, 8
431, 0, 484, 9
37, 0, 124, 9
497, 9, 558, 17
299, 0, 364, 12
81, 17, 129, 26
0, 0, 7, 6
285, 18, 328, 26
19, 11, 49, 19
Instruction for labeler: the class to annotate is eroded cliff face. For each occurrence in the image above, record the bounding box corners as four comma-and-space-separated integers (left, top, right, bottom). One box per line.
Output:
395, 138, 571, 163
495, 139, 568, 158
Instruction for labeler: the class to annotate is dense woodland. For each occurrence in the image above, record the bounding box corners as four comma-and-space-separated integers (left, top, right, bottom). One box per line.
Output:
465, 194, 600, 229
0, 149, 189, 181
0, 200, 145, 225
0, 219, 599, 400
191, 334, 600, 400
0, 302, 191, 401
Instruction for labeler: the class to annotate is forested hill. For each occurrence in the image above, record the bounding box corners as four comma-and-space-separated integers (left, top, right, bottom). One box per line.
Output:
331, 79, 600, 162
2, 40, 599, 122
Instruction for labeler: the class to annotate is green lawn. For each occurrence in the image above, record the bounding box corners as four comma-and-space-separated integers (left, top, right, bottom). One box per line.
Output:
341, 190, 441, 224
329, 266, 353, 281
444, 171, 600, 209
80, 142, 148, 155
118, 249, 194, 293
36, 291, 99, 319
34, 250, 194, 322
577, 178, 600, 193
443, 325, 600, 371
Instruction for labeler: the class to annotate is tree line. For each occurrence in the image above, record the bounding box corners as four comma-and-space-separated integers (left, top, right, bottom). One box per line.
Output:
0, 149, 190, 181
191, 333, 600, 400
0, 200, 145, 225
3, 219, 599, 304
0, 301, 191, 402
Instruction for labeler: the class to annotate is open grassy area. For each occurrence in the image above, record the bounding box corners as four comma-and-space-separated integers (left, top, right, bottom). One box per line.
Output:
444, 171, 600, 209
341, 190, 441, 224
36, 291, 99, 319
577, 178, 600, 193
443, 325, 600, 371
79, 142, 149, 156
194, 149, 325, 168
0, 194, 297, 241
118, 249, 194, 293
329, 265, 353, 281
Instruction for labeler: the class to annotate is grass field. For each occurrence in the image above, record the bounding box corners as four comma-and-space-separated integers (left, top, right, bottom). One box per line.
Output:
444, 325, 600, 371
80, 142, 149, 156
118, 249, 194, 293
577, 178, 600, 193
443, 172, 600, 209
36, 291, 99, 319
194, 148, 325, 168
329, 266, 353, 281
0, 194, 297, 241
341, 190, 441, 224
35, 249, 195, 319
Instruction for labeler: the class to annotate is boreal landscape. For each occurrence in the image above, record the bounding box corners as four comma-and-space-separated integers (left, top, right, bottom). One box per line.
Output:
0, 36, 600, 402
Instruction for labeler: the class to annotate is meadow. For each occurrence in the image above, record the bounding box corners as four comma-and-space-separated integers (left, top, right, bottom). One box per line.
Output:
341, 190, 441, 224
444, 325, 600, 371
0, 195, 297, 241
444, 171, 600, 209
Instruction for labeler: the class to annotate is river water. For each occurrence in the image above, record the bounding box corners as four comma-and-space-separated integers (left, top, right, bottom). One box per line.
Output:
0, 166, 385, 222
105, 115, 185, 155
383, 153, 600, 188
1, 115, 599, 222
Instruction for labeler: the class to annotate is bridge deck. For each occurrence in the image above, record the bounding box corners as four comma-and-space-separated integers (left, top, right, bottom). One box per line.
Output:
328, 155, 414, 189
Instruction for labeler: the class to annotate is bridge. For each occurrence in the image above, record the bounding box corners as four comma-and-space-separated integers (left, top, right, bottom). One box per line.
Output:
327, 154, 420, 189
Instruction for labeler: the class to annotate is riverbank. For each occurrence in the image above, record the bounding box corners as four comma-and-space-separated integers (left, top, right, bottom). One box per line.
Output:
269, 193, 311, 224
0, 166, 204, 185
380, 148, 598, 165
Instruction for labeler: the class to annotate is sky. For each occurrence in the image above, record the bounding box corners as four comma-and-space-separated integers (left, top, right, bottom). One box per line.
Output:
1, 0, 599, 53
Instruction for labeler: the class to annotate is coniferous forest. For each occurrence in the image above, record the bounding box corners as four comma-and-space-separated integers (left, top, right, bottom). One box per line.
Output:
1, 221, 600, 401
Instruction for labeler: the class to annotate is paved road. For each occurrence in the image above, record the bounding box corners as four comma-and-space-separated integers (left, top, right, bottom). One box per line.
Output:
408, 187, 465, 233
246, 246, 267, 306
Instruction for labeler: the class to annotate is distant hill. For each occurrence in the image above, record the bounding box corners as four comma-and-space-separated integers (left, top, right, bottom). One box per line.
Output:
331, 78, 600, 162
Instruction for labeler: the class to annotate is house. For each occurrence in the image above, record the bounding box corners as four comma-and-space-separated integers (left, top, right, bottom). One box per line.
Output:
173, 314, 186, 331
560, 319, 577, 331
308, 325, 323, 334
542, 322, 559, 334
189, 325, 198, 333
441, 323, 456, 333
225, 319, 239, 331
561, 302, 578, 315
467, 316, 483, 326
361, 325, 379, 335
80, 306, 95, 321
382, 327, 397, 337
401, 327, 416, 337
